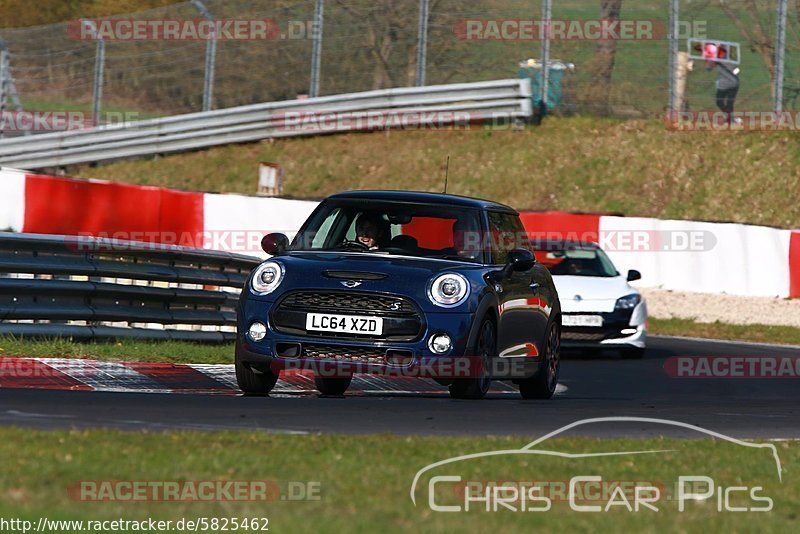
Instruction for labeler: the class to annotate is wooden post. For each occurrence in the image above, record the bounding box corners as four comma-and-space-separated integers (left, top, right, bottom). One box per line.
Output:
674, 51, 693, 112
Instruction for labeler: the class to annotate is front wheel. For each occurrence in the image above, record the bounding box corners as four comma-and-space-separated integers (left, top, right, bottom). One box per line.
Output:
235, 360, 279, 396
449, 318, 495, 400
314, 375, 352, 396
519, 321, 560, 399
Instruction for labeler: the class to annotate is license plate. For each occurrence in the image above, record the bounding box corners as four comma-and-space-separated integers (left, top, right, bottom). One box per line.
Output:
305, 313, 384, 335
562, 315, 603, 327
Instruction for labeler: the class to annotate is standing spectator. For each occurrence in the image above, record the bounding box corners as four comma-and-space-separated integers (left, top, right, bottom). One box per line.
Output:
704, 44, 741, 124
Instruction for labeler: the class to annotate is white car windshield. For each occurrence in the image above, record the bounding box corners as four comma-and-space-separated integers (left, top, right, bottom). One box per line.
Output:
533, 243, 618, 277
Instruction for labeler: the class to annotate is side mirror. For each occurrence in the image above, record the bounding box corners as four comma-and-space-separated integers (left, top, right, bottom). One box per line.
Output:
261, 233, 289, 256
507, 249, 536, 272
627, 269, 642, 282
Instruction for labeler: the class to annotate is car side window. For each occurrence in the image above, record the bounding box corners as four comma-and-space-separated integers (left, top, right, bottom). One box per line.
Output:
488, 212, 529, 264
311, 208, 343, 248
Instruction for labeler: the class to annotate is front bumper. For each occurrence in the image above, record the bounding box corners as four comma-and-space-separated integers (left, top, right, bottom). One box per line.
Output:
561, 301, 647, 349
237, 302, 485, 380
238, 299, 541, 381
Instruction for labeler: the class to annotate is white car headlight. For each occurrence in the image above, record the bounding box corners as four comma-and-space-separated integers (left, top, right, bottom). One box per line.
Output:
428, 273, 470, 308
251, 261, 284, 295
615, 293, 641, 310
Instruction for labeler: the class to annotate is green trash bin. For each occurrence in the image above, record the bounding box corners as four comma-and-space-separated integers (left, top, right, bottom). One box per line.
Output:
518, 59, 574, 114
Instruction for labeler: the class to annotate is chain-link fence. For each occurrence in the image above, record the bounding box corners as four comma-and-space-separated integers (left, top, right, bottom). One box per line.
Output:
0, 0, 796, 128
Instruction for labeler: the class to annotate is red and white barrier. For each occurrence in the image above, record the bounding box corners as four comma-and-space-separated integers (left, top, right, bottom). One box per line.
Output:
2, 166, 798, 298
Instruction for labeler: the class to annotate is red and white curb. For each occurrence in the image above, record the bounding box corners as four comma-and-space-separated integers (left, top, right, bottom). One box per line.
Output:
0, 357, 566, 397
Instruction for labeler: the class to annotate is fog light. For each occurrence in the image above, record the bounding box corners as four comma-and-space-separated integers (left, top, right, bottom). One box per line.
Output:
621, 328, 638, 335
248, 321, 267, 341
428, 333, 452, 354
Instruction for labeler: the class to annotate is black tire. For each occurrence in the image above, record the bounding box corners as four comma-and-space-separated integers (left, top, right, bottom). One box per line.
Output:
519, 321, 560, 399
621, 347, 645, 359
314, 375, 352, 396
235, 360, 279, 396
449, 318, 495, 400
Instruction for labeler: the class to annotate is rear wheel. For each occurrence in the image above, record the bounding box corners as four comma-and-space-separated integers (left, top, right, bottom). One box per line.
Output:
519, 321, 560, 399
314, 375, 352, 396
235, 360, 279, 396
449, 318, 495, 400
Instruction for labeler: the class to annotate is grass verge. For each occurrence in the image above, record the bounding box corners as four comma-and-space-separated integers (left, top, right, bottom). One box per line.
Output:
0, 429, 794, 532
0, 337, 233, 364
649, 318, 800, 346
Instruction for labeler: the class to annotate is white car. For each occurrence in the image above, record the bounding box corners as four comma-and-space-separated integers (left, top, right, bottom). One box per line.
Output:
531, 240, 647, 358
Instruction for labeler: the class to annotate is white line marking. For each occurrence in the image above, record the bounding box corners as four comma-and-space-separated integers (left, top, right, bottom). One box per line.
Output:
5, 410, 74, 419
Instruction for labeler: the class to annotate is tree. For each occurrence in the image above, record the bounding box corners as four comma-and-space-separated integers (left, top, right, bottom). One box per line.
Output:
590, 0, 624, 115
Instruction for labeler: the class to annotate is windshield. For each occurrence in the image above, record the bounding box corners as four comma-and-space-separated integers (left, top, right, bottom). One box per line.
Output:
291, 200, 486, 264
532, 243, 618, 277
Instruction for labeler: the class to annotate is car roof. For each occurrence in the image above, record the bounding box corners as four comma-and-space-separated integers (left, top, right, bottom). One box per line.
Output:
327, 190, 517, 213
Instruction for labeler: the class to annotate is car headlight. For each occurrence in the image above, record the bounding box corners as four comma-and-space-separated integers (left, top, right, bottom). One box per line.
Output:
615, 293, 641, 310
428, 273, 470, 308
251, 261, 284, 295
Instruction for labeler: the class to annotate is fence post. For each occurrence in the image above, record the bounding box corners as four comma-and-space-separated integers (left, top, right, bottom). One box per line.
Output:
0, 45, 7, 138
192, 0, 216, 112
310, 0, 325, 98
774, 0, 787, 114
0, 39, 26, 138
668, 0, 679, 115
415, 0, 430, 86
82, 21, 105, 127
539, 0, 552, 109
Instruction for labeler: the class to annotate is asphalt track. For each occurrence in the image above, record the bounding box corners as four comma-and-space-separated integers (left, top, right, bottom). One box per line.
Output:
0, 336, 797, 438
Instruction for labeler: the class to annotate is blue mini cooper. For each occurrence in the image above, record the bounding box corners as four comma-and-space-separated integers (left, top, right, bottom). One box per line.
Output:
236, 191, 561, 399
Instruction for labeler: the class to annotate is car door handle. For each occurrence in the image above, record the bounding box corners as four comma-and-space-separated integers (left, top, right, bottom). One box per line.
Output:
529, 282, 540, 291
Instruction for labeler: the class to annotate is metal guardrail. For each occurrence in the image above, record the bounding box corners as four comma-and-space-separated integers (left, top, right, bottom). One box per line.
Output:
0, 233, 260, 342
0, 79, 532, 169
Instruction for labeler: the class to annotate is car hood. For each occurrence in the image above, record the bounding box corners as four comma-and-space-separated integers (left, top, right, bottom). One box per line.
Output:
262, 251, 489, 311
552, 274, 638, 313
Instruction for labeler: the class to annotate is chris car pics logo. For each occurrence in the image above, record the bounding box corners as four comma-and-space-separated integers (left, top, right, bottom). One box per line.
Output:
410, 417, 781, 513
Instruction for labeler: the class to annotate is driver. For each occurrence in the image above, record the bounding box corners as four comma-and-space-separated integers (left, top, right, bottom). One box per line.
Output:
453, 217, 481, 260
355, 214, 386, 250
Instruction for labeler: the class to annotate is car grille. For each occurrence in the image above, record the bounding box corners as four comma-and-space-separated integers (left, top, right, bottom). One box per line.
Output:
272, 290, 424, 341
301, 344, 386, 363
562, 331, 607, 342
279, 291, 417, 315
